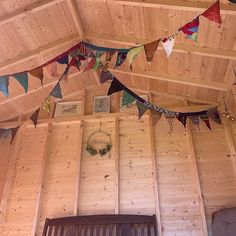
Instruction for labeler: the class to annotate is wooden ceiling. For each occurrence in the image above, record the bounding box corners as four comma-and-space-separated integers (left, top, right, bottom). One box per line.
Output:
0, 0, 235, 122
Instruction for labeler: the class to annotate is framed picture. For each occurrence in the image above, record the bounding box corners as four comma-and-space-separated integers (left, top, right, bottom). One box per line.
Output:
93, 96, 110, 114
54, 101, 82, 118
119, 94, 148, 112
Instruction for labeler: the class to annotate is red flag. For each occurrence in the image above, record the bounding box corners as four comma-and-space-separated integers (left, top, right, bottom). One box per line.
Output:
30, 108, 40, 127
201, 0, 222, 26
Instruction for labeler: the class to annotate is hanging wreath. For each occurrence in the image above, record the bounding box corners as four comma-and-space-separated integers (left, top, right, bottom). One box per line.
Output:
86, 130, 112, 156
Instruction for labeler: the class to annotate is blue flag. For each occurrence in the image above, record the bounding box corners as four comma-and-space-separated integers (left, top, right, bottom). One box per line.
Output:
51, 83, 62, 99
0, 76, 9, 97
13, 72, 28, 93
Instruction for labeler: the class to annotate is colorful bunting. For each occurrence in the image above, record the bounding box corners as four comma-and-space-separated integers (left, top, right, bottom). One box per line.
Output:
144, 39, 161, 62
51, 83, 62, 99
208, 108, 221, 124
30, 108, 40, 127
57, 54, 69, 65
14, 72, 28, 93
0, 76, 9, 97
46, 62, 58, 77
189, 116, 200, 131
115, 50, 129, 68
161, 33, 177, 57
200, 113, 211, 130
180, 17, 199, 41
29, 67, 44, 86
100, 70, 114, 84
107, 77, 124, 95
41, 97, 51, 113
136, 100, 149, 119
10, 126, 20, 144
122, 90, 135, 106
127, 46, 144, 70
177, 113, 188, 127
201, 0, 222, 26
84, 57, 96, 72
150, 109, 162, 126
93, 57, 101, 71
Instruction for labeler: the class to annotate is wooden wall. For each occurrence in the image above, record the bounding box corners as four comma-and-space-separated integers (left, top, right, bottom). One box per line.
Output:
1, 91, 236, 236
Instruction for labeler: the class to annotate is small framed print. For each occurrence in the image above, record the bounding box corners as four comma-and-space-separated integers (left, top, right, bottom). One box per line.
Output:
54, 101, 82, 118
93, 96, 110, 114
120, 94, 148, 112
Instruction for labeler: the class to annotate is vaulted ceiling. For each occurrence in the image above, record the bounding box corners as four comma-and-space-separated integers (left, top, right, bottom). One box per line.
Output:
0, 0, 235, 122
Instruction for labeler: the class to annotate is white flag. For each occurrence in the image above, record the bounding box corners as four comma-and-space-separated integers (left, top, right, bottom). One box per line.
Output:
161, 33, 177, 57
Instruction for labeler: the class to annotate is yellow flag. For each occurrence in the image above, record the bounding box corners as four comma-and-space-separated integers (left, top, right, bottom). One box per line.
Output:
41, 97, 51, 113
127, 46, 144, 70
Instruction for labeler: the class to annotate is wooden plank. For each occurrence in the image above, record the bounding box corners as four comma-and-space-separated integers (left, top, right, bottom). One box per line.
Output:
32, 123, 52, 235
0, 125, 23, 223
148, 93, 162, 236
81, 0, 236, 15
114, 117, 120, 214
185, 106, 208, 236
74, 121, 85, 215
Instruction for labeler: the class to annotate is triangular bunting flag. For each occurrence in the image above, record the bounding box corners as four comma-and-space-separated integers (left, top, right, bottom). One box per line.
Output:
180, 17, 199, 41
57, 54, 69, 65
200, 113, 211, 130
189, 116, 200, 131
105, 51, 116, 63
46, 62, 58, 77
0, 76, 9, 97
136, 101, 148, 119
122, 90, 135, 106
13, 72, 28, 93
161, 33, 177, 57
115, 50, 129, 68
165, 116, 176, 134
69, 58, 80, 70
201, 0, 222, 26
177, 113, 188, 127
127, 46, 144, 70
83, 57, 96, 72
30, 108, 40, 127
144, 39, 161, 62
93, 57, 101, 71
41, 97, 51, 113
107, 77, 124, 95
208, 108, 221, 124
29, 67, 44, 86
96, 50, 105, 58
51, 83, 62, 99
10, 126, 20, 144
100, 70, 114, 84
150, 109, 162, 126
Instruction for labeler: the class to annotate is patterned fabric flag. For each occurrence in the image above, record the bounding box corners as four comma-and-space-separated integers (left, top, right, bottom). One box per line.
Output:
127, 46, 144, 70
200, 113, 211, 130
144, 39, 161, 62
189, 116, 200, 131
150, 109, 162, 126
46, 62, 58, 77
69, 57, 81, 70
30, 108, 40, 127
115, 50, 129, 68
0, 76, 9, 97
165, 116, 176, 134
100, 70, 114, 84
122, 90, 135, 106
180, 17, 199, 41
29, 67, 44, 86
10, 126, 20, 144
201, 0, 222, 26
107, 77, 124, 95
93, 57, 101, 71
83, 57, 96, 72
51, 83, 62, 99
136, 101, 149, 119
57, 54, 69, 65
13, 72, 28, 93
161, 33, 177, 57
208, 108, 221, 124
177, 113, 188, 127
41, 97, 51, 113
105, 51, 116, 63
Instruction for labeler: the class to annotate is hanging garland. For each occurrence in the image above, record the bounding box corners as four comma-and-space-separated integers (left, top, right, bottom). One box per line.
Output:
86, 130, 112, 156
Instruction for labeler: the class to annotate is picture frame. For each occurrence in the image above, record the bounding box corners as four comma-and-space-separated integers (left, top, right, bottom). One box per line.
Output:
53, 101, 82, 118
93, 95, 111, 114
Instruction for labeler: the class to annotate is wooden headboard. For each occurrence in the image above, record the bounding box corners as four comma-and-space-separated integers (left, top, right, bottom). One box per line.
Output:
42, 214, 158, 236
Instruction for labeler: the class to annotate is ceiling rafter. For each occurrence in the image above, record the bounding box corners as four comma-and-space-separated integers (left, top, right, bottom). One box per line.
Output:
81, 0, 236, 15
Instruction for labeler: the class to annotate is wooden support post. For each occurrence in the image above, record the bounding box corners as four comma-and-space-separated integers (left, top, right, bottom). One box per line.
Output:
114, 117, 120, 214
73, 121, 84, 215
0, 125, 23, 223
148, 93, 163, 236
32, 123, 52, 235
186, 119, 208, 236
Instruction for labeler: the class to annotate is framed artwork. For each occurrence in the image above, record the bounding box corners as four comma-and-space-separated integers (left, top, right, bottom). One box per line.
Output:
93, 96, 110, 114
119, 94, 148, 112
54, 101, 82, 118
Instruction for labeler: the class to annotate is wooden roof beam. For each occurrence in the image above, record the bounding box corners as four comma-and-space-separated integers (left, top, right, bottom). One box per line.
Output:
86, 33, 236, 61
110, 67, 228, 92
82, 0, 236, 15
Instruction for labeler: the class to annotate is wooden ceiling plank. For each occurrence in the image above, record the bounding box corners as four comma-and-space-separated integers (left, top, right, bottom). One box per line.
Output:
81, 0, 236, 15
66, 0, 85, 38
0, 0, 65, 27
110, 67, 228, 91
